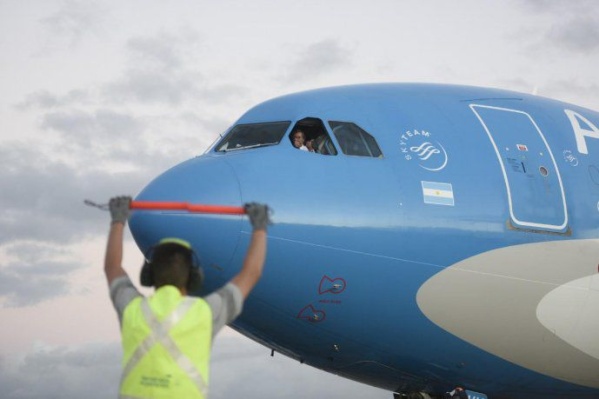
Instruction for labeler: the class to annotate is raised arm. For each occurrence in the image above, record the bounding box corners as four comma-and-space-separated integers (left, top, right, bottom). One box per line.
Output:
104, 196, 131, 285
231, 203, 271, 299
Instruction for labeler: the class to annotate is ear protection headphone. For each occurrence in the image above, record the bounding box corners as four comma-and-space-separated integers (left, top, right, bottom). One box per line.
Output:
140, 237, 204, 293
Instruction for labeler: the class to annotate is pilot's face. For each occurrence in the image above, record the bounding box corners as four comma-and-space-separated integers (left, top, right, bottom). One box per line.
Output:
293, 132, 305, 148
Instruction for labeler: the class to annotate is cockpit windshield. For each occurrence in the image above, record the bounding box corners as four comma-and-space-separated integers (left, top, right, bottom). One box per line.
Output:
215, 121, 291, 152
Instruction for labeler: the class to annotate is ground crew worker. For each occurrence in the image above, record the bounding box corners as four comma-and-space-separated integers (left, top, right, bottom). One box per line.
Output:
104, 196, 270, 398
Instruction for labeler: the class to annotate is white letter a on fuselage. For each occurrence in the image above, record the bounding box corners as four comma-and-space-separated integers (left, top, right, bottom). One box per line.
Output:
565, 109, 599, 155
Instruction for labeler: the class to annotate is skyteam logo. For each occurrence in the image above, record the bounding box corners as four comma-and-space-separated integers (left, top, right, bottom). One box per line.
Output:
400, 129, 448, 171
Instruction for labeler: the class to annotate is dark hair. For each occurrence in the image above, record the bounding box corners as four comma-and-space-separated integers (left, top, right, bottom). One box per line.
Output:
294, 130, 306, 140
150, 243, 193, 289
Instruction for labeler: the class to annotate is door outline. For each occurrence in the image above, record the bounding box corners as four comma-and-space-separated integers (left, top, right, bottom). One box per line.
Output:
470, 104, 568, 232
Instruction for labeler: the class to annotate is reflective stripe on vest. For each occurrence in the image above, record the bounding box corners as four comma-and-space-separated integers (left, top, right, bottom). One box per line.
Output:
119, 296, 209, 399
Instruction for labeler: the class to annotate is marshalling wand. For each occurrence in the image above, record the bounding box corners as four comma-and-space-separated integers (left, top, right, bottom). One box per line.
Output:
129, 201, 246, 215
84, 199, 246, 215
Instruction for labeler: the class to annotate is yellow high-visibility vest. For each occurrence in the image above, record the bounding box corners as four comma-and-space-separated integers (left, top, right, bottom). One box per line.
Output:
119, 285, 212, 399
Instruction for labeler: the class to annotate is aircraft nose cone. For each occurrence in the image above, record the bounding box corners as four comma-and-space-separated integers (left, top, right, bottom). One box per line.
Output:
128, 156, 243, 289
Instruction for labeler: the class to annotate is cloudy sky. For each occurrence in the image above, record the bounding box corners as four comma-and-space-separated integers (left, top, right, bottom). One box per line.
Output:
1, 0, 598, 398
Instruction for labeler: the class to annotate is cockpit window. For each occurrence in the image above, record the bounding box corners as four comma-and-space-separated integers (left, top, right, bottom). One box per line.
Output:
288, 117, 338, 155
329, 121, 383, 157
215, 121, 290, 152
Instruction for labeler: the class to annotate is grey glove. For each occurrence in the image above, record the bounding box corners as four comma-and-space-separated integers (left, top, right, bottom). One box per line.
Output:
244, 202, 271, 231
109, 196, 131, 225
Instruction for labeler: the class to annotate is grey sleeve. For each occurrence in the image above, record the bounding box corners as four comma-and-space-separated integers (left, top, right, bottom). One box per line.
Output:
109, 275, 142, 324
204, 282, 244, 339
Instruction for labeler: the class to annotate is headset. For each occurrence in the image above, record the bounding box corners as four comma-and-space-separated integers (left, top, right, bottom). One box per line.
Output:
140, 237, 204, 293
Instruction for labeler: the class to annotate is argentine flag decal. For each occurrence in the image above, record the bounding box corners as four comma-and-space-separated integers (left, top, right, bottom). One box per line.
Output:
421, 181, 455, 206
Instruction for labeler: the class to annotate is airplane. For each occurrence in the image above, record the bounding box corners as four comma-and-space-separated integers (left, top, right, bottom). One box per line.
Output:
128, 83, 599, 399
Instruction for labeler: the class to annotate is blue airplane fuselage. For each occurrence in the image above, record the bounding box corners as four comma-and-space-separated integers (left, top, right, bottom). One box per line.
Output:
129, 84, 599, 398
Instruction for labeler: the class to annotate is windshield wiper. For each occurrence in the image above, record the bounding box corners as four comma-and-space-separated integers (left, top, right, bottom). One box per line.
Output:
222, 142, 279, 152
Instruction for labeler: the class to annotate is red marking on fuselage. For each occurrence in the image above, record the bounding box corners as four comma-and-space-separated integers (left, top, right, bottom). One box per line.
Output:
319, 275, 347, 294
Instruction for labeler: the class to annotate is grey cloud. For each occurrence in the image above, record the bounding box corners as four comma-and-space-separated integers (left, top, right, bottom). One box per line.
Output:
104, 69, 204, 105
517, 0, 599, 53
16, 89, 91, 110
0, 343, 121, 399
38, 108, 175, 173
101, 30, 218, 105
41, 108, 145, 151
0, 139, 160, 306
104, 35, 250, 106
201, 84, 250, 104
0, 141, 155, 306
282, 39, 352, 82
19, 25, 248, 118
18, 88, 234, 141
518, 0, 559, 11
0, 260, 75, 307
5, 242, 69, 265
179, 111, 231, 135
40, 0, 107, 46
0, 142, 154, 245
38, 108, 206, 171
102, 66, 249, 106
18, 28, 247, 108
518, 0, 597, 12
6, 26, 246, 288
0, 242, 80, 307
546, 16, 599, 52
4, 102, 217, 248
126, 30, 202, 73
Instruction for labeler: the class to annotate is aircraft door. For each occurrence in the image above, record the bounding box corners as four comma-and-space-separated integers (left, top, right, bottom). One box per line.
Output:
470, 104, 568, 233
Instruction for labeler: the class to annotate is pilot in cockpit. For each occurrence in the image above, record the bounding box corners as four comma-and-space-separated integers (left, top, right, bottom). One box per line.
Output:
292, 129, 309, 151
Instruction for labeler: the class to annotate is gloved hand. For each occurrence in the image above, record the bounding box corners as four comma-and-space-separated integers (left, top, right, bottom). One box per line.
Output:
244, 202, 271, 231
109, 196, 131, 225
